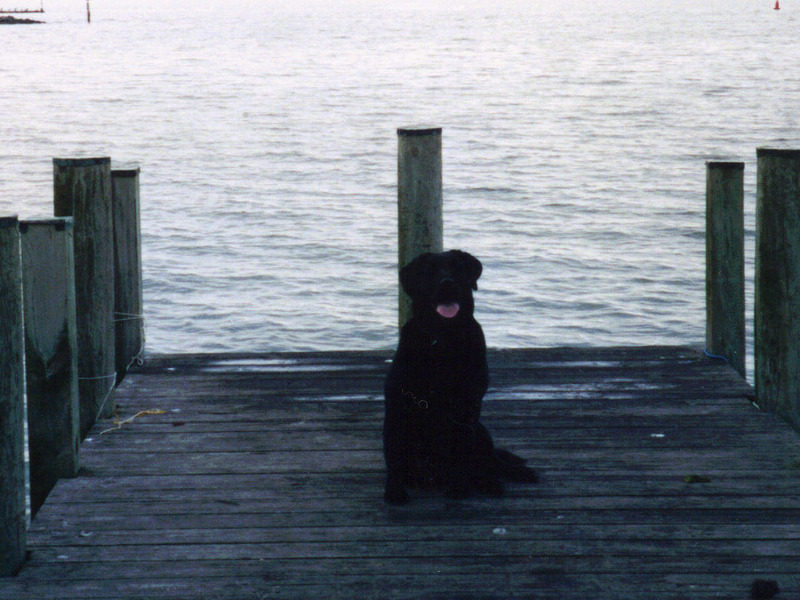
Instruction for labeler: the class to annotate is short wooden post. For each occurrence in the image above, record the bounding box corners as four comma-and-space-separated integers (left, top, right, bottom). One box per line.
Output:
755, 148, 800, 429
54, 157, 116, 438
397, 127, 444, 328
112, 168, 144, 383
705, 161, 746, 378
0, 216, 27, 577
20, 218, 80, 518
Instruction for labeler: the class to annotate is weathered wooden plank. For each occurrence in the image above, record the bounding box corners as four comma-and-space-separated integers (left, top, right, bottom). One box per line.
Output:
38, 467, 800, 493
33, 521, 800, 553
109, 376, 754, 406
6, 548, 797, 600
7, 565, 800, 597
66, 446, 796, 477
82, 416, 792, 438
36, 473, 800, 509
22, 537, 800, 563
134, 345, 700, 366
132, 350, 728, 376
36, 476, 796, 516
109, 378, 750, 401
24, 493, 800, 518
30, 506, 800, 533
106, 392, 754, 411
2, 570, 796, 600
15, 555, 800, 580
108, 375, 751, 404
80, 421, 795, 452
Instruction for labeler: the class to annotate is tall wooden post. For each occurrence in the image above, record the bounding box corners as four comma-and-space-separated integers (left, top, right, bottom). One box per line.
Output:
54, 157, 116, 438
705, 162, 746, 378
112, 168, 144, 383
20, 218, 80, 517
0, 216, 26, 577
397, 127, 443, 328
755, 148, 800, 429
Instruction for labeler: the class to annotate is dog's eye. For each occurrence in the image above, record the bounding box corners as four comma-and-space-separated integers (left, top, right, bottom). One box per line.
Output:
421, 264, 438, 283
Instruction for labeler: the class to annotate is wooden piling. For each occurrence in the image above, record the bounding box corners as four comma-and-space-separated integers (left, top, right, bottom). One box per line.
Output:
754, 148, 800, 429
112, 168, 144, 383
53, 157, 116, 438
20, 218, 80, 518
397, 127, 443, 328
0, 216, 26, 577
705, 161, 746, 378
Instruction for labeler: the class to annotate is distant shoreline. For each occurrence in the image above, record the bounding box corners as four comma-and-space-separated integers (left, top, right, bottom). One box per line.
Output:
0, 15, 43, 24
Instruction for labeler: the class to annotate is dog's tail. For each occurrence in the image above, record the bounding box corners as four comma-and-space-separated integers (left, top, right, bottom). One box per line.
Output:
496, 448, 539, 483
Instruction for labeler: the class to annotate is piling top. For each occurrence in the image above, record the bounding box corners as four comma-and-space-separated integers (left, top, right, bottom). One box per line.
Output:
19, 217, 72, 233
112, 167, 141, 178
706, 161, 744, 169
756, 148, 800, 159
53, 157, 111, 168
0, 215, 19, 228
397, 127, 442, 137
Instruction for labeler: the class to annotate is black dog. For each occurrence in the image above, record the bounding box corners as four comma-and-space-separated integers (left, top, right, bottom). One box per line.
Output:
383, 250, 538, 505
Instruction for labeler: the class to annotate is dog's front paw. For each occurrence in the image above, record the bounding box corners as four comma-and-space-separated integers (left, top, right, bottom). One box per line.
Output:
384, 483, 410, 505
445, 480, 470, 500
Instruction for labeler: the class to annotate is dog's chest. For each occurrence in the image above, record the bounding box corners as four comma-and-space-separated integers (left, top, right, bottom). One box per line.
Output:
407, 337, 471, 404
425, 339, 467, 379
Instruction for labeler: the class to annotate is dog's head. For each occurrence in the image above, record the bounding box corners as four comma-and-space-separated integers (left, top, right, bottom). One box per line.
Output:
400, 250, 483, 323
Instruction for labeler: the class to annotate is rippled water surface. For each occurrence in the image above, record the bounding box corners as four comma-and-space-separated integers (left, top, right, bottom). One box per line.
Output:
2, 0, 799, 358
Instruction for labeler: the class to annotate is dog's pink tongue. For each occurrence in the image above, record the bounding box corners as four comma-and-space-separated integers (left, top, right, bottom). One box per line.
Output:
436, 303, 460, 319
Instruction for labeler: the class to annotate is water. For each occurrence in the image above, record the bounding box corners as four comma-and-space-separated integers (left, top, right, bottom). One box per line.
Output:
2, 0, 799, 363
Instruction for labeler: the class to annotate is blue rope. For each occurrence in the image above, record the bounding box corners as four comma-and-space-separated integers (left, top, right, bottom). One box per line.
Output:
703, 349, 729, 363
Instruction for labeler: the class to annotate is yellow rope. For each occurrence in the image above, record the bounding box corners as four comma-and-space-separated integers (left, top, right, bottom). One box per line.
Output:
98, 409, 167, 435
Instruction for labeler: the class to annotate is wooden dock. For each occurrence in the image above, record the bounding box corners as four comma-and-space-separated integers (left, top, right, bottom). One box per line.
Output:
1, 346, 799, 599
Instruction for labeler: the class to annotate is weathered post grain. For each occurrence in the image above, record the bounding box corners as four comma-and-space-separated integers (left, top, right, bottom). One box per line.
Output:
112, 168, 144, 383
20, 218, 80, 517
0, 216, 26, 577
755, 148, 800, 429
397, 127, 443, 328
54, 157, 116, 437
705, 161, 746, 378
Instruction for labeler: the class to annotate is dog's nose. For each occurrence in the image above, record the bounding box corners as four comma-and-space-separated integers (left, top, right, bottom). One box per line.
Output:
437, 277, 458, 300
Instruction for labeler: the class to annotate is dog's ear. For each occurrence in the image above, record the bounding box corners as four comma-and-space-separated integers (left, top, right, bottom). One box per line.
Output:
399, 253, 430, 299
454, 250, 482, 291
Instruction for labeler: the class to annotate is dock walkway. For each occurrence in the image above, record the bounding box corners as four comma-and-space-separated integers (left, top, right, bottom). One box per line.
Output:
2, 346, 800, 599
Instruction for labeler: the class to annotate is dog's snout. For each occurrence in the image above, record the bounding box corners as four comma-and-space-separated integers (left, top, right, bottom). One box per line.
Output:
437, 277, 459, 301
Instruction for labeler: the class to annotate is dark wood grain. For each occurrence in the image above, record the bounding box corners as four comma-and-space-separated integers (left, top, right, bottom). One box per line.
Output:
111, 168, 144, 383
20, 218, 81, 517
0, 216, 26, 577
53, 157, 116, 435
3, 347, 800, 599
